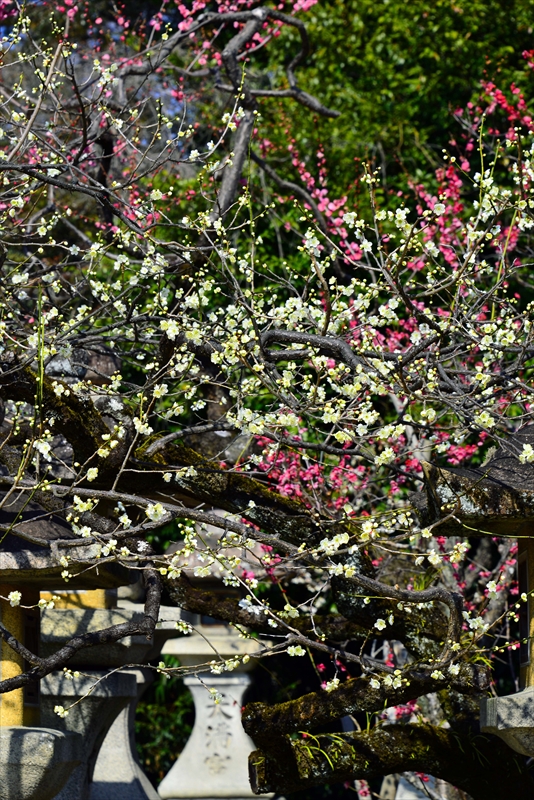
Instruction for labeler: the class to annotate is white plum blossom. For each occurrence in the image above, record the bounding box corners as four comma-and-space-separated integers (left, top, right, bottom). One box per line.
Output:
520, 443, 534, 463
175, 620, 192, 634
450, 541, 470, 565
342, 212, 358, 227
133, 418, 153, 436
474, 410, 495, 429
153, 384, 168, 398
62, 668, 77, 681
319, 532, 349, 555
102, 539, 117, 557
283, 603, 299, 619
303, 229, 321, 257
33, 439, 52, 461
73, 496, 96, 513
209, 688, 223, 704
463, 611, 489, 634
8, 591, 22, 607
145, 503, 165, 522
287, 645, 306, 656
160, 319, 181, 340
324, 677, 340, 692
374, 447, 395, 466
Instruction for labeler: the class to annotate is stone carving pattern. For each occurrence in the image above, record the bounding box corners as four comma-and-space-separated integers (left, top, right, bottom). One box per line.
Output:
205, 698, 233, 773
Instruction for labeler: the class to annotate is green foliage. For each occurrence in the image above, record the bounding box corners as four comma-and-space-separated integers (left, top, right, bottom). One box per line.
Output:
258, 0, 534, 194
135, 657, 194, 786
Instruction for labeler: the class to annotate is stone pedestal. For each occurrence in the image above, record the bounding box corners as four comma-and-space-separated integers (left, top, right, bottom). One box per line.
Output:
480, 686, 534, 756
158, 673, 257, 800
159, 623, 269, 800
40, 671, 138, 800
40, 601, 183, 800
90, 669, 159, 800
87, 604, 183, 800
0, 727, 82, 800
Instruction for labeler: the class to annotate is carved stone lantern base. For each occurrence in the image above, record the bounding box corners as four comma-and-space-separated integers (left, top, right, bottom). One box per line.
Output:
159, 673, 259, 800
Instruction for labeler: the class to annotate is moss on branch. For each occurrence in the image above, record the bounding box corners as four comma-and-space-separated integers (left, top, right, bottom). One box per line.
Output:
243, 665, 488, 750
249, 723, 534, 799
134, 438, 345, 547
0, 365, 113, 463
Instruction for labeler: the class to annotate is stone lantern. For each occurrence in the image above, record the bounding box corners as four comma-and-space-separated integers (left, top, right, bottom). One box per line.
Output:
39, 586, 183, 800
0, 504, 183, 800
0, 506, 131, 800
414, 427, 534, 758
158, 619, 266, 800
157, 517, 273, 800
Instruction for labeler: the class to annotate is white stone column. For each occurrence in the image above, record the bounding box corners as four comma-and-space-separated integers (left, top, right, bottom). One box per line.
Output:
158, 673, 257, 800
90, 669, 159, 800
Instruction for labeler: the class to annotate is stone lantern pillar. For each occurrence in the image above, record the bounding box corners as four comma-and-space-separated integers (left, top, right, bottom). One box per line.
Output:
158, 622, 267, 800
38, 589, 183, 800
89, 667, 159, 800
158, 511, 275, 800
88, 596, 185, 800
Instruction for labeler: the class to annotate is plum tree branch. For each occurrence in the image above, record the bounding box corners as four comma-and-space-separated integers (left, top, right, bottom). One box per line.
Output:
249, 723, 533, 799
243, 668, 489, 748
